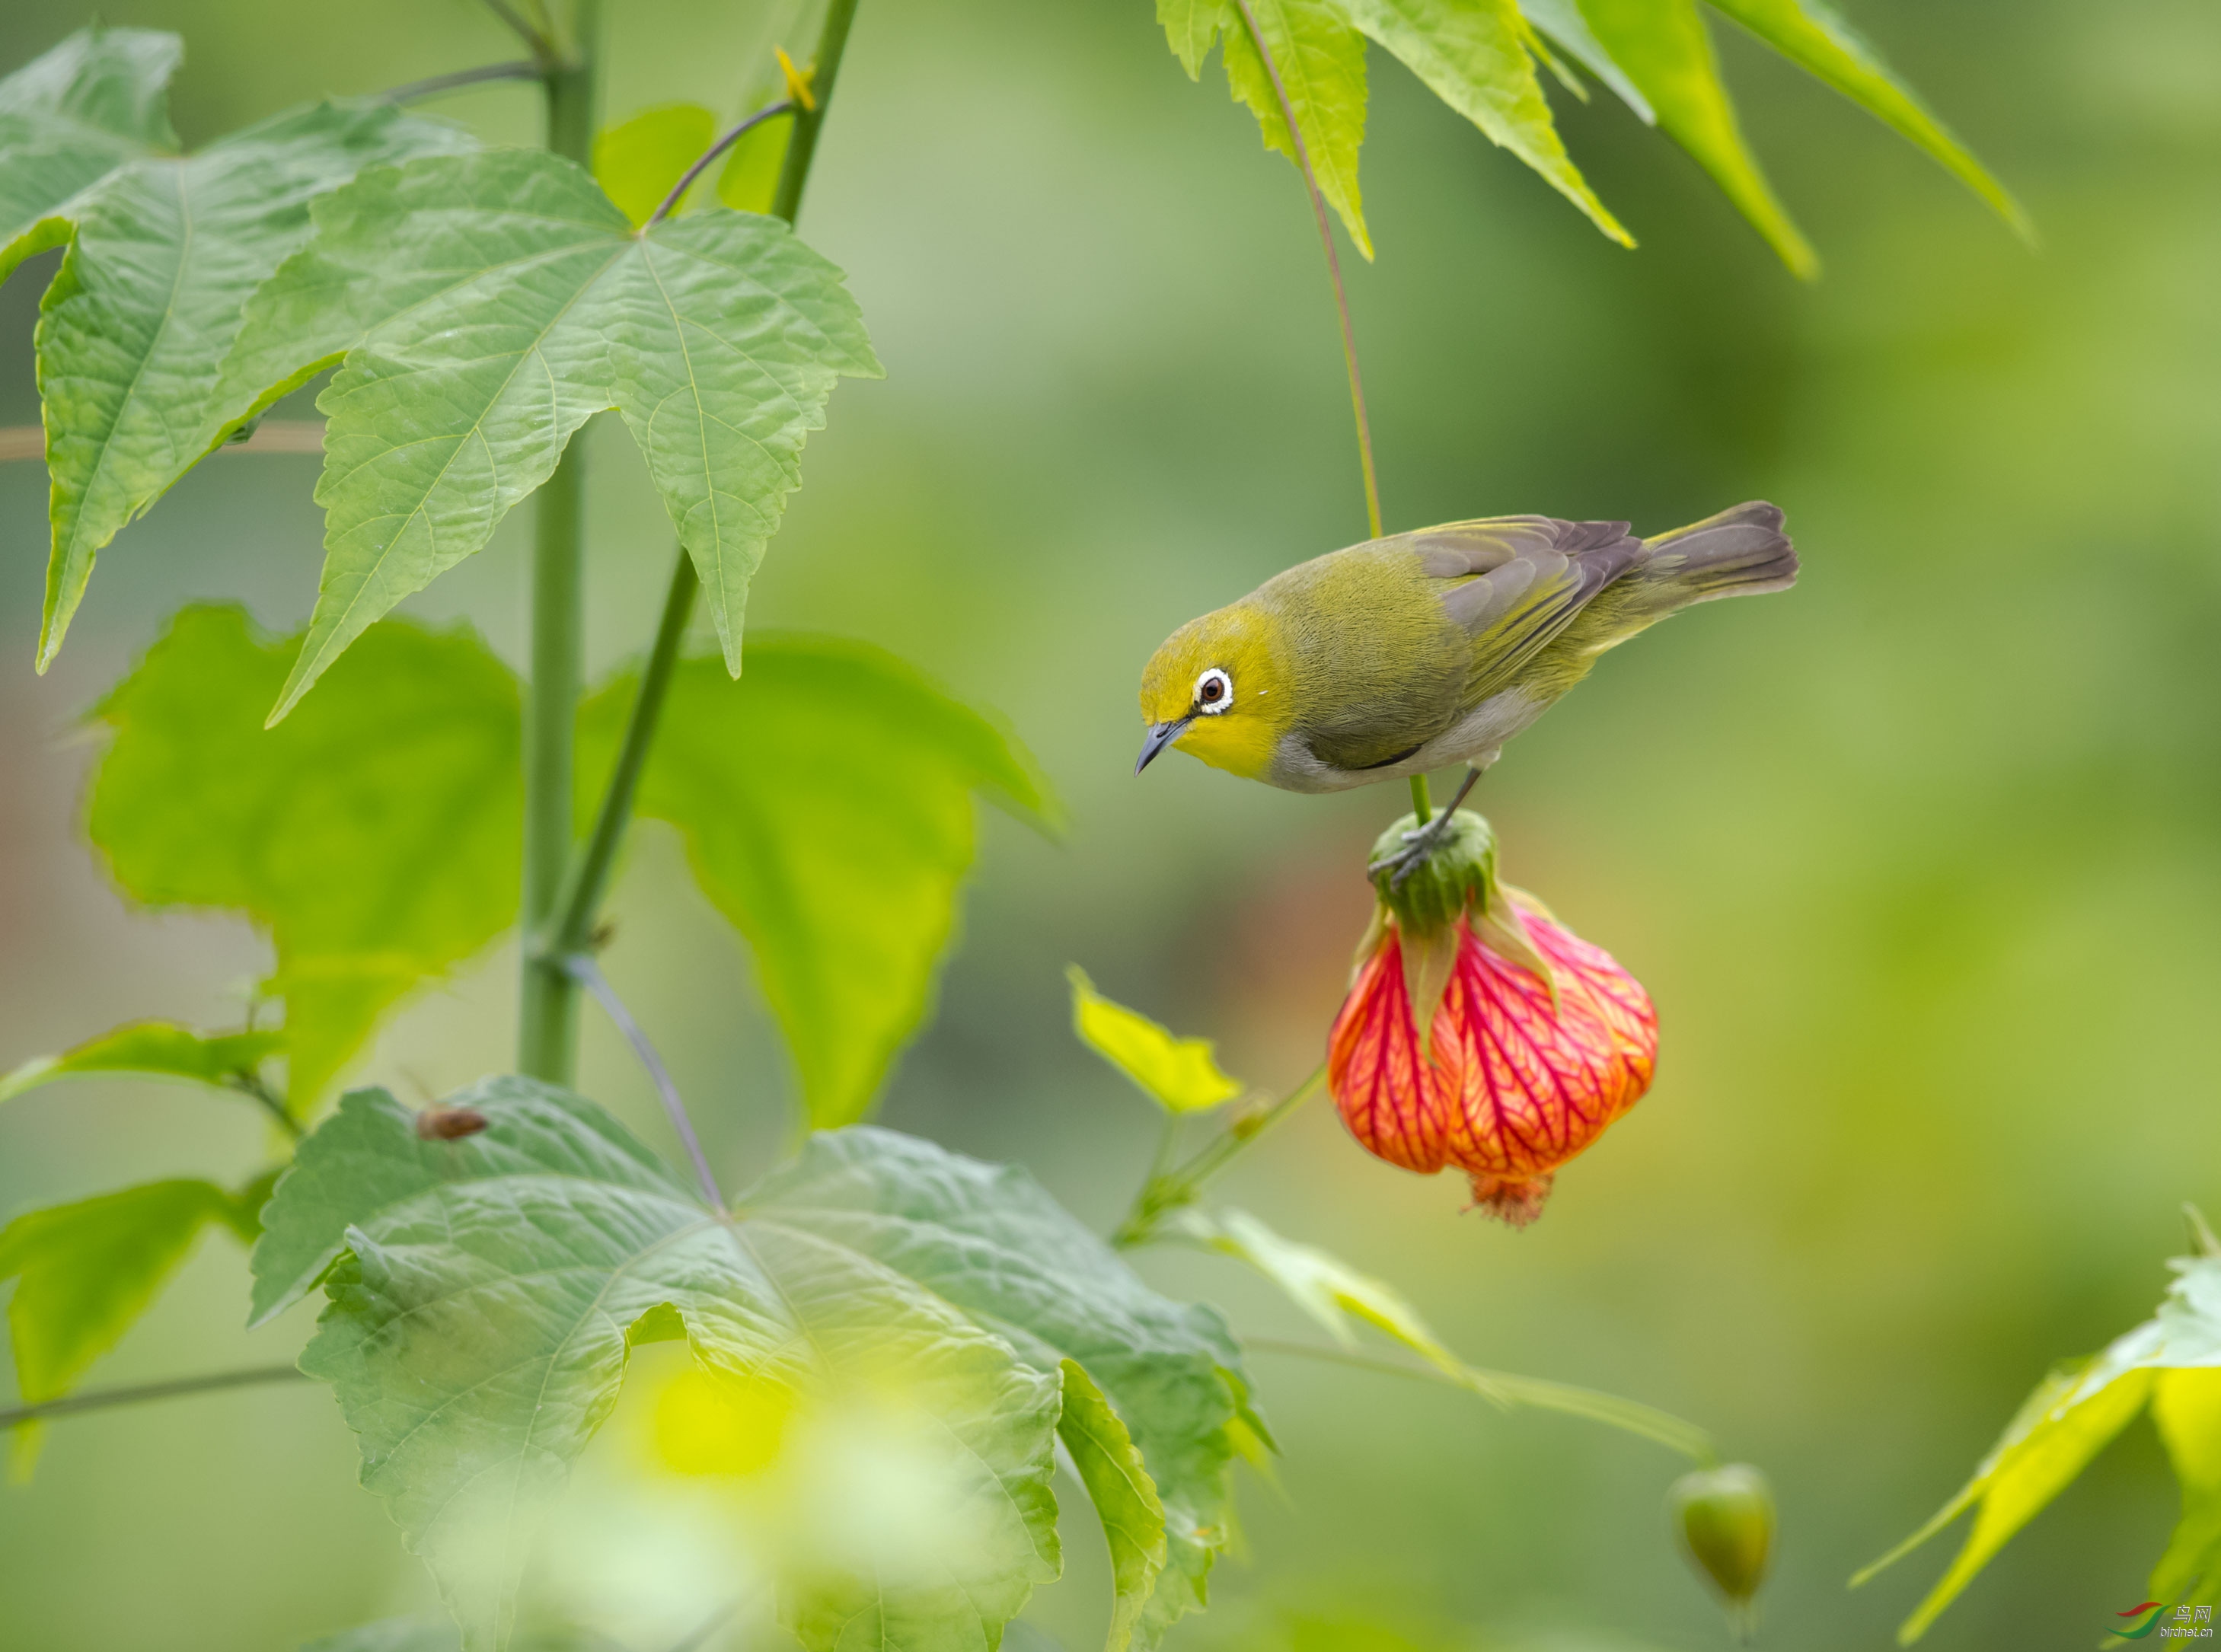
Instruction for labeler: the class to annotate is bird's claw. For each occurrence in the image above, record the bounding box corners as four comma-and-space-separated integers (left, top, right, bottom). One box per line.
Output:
1367, 817, 1454, 891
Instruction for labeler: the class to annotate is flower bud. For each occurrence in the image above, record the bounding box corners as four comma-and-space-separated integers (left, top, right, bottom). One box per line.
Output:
1367, 808, 1497, 938
1670, 1463, 1775, 1638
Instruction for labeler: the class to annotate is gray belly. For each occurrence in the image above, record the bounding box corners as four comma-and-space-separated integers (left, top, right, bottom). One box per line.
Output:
1268, 688, 1552, 793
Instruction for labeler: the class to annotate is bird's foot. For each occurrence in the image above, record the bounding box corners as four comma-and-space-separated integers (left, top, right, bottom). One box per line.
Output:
1367, 812, 1457, 891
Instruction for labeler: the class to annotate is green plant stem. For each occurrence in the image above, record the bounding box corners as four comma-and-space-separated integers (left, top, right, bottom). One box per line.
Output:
535, 0, 861, 1072
479, 0, 554, 59
1245, 1337, 1719, 1463
517, 1, 602, 1084
1229, 0, 1382, 539
543, 549, 697, 958
1409, 773, 1432, 825
771, 0, 860, 225
0, 1365, 308, 1432
1113, 1066, 1326, 1247
225, 1071, 302, 1140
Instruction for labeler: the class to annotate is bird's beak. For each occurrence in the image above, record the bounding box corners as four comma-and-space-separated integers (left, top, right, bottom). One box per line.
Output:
1135, 717, 1192, 774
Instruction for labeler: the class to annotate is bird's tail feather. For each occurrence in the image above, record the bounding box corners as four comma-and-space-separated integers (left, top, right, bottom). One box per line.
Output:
1641, 501, 1797, 602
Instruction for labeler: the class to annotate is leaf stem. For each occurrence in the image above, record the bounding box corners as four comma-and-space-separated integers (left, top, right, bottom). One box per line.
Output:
225, 1070, 302, 1140
478, 0, 555, 62
561, 953, 724, 1212
1229, 0, 1383, 539
1113, 1066, 1326, 1246
517, 0, 602, 1085
647, 100, 797, 225
0, 1365, 308, 1433
381, 60, 545, 104
1244, 1338, 1719, 1463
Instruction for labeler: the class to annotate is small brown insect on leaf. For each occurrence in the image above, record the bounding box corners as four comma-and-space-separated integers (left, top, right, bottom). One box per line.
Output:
415, 1105, 489, 1141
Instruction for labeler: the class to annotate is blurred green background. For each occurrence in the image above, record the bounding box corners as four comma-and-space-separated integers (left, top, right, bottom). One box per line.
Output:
2, 0, 2218, 1647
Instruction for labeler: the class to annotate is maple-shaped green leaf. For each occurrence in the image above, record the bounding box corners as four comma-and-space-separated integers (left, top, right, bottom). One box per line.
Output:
1572, 0, 1814, 275
728, 1124, 1256, 1650
1856, 1252, 2221, 1641
592, 102, 717, 227
1337, 0, 1630, 246
88, 606, 520, 1109
1055, 1358, 1167, 1652
266, 1081, 1248, 1650
0, 1021, 283, 1105
1067, 967, 1244, 1115
1227, 0, 1373, 257
1517, 0, 1655, 121
0, 1174, 266, 1470
0, 26, 178, 261
18, 98, 470, 671
1161, 0, 1372, 258
579, 639, 1056, 1129
1704, 0, 2026, 238
210, 149, 877, 719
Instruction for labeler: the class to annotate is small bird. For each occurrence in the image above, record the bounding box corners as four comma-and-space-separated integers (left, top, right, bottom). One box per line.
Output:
1136, 502, 1797, 879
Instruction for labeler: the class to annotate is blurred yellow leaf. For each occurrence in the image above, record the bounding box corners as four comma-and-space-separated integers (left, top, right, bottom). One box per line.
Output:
653, 1364, 796, 1478
1858, 1252, 2221, 1641
1067, 966, 1244, 1114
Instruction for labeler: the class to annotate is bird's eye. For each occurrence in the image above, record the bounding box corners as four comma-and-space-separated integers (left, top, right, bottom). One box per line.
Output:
1193, 667, 1233, 714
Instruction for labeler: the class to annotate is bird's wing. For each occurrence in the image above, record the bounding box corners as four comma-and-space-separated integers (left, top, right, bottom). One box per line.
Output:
1403, 517, 1645, 710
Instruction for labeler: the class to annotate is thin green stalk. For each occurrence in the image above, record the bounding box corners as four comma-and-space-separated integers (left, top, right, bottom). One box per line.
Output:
648, 100, 796, 225
544, 550, 697, 958
1112, 1066, 1326, 1247
1245, 1338, 1718, 1463
771, 0, 860, 225
516, 0, 602, 1083
1229, 0, 1382, 539
537, 0, 863, 1040
381, 59, 544, 104
1, 1365, 308, 1432
1408, 773, 1431, 825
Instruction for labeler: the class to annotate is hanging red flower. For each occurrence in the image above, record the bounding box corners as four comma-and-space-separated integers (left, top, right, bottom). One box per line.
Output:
1327, 810, 1657, 1226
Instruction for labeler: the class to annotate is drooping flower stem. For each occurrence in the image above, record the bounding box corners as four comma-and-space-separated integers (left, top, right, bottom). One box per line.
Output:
524, 1, 861, 1083
1409, 773, 1432, 827
1230, 0, 1382, 540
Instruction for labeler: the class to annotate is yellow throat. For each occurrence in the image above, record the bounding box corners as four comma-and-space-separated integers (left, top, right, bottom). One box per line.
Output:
1137, 601, 1293, 780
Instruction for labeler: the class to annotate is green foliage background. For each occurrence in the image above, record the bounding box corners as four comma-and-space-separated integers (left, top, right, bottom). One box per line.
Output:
0, 0, 2216, 1648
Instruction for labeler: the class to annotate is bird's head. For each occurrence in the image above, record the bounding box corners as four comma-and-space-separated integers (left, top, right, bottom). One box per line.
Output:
1136, 601, 1291, 780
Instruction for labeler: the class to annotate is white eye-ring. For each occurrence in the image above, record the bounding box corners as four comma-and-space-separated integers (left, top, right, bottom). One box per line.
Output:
1192, 667, 1234, 715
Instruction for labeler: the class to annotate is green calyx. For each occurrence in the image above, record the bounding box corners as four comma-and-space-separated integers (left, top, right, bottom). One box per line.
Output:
1368, 808, 1497, 937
